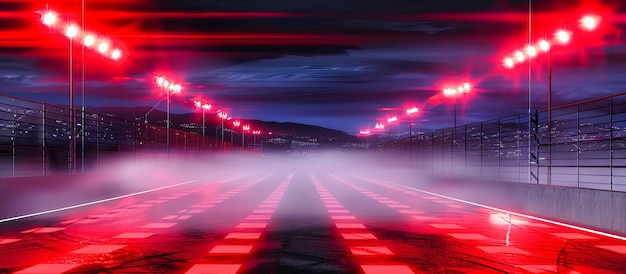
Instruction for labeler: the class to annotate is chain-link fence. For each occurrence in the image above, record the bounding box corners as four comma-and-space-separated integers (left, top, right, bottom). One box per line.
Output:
373, 92, 626, 192
0, 93, 228, 177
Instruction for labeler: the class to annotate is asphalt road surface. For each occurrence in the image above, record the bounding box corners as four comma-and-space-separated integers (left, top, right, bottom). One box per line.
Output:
2, 170, 626, 273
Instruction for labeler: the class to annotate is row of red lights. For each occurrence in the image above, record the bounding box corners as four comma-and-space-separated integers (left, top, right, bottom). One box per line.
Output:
503, 15, 599, 68
42, 6, 265, 136
194, 98, 264, 135
360, 81, 471, 136
361, 15, 599, 135
41, 10, 123, 60
155, 76, 183, 93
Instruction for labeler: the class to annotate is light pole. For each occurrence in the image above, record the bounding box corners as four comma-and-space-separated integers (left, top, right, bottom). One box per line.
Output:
359, 130, 371, 148
65, 24, 78, 172
155, 76, 182, 154
242, 125, 250, 150
40, 9, 124, 172
194, 101, 211, 137
502, 15, 598, 184
232, 120, 241, 150
218, 111, 229, 151
252, 130, 261, 150
406, 106, 419, 163
443, 82, 470, 132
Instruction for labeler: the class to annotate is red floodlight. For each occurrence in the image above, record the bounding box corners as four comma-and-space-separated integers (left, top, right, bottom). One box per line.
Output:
580, 15, 599, 31
83, 35, 95, 47
233, 120, 241, 127
98, 42, 108, 53
406, 107, 419, 115
202, 104, 211, 110
359, 130, 371, 135
526, 45, 537, 58
503, 57, 514, 68
539, 40, 550, 52
42, 11, 57, 26
514, 51, 525, 62
65, 25, 78, 38
375, 123, 384, 129
556, 30, 571, 44
111, 49, 121, 60
443, 88, 456, 96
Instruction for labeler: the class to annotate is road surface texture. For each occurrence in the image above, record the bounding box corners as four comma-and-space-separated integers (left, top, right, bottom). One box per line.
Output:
1, 163, 626, 273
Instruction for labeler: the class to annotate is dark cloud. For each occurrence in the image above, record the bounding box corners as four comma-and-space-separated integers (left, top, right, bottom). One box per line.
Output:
2, 0, 626, 134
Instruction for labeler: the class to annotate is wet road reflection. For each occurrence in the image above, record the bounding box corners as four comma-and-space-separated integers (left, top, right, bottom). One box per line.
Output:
1, 170, 625, 273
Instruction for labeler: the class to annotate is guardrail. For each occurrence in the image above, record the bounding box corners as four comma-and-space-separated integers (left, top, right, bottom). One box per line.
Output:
372, 92, 626, 192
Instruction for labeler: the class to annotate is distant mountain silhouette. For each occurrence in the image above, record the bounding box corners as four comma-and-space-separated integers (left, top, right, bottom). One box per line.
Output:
90, 106, 359, 145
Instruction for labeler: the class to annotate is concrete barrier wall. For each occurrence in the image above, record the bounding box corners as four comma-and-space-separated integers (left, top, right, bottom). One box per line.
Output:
418, 176, 626, 235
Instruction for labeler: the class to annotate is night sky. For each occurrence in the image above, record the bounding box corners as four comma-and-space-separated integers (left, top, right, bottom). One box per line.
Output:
1, 0, 626, 135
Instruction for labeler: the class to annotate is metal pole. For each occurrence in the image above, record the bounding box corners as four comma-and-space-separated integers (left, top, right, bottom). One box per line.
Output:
528, 0, 533, 184
202, 108, 206, 137
69, 35, 75, 174
42, 103, 46, 176
166, 90, 170, 154
610, 96, 614, 190
547, 46, 552, 185
12, 97, 15, 177
221, 118, 225, 151
96, 113, 99, 172
242, 130, 245, 150
81, 0, 85, 173
201, 108, 205, 149
453, 95, 457, 169
409, 116, 412, 167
